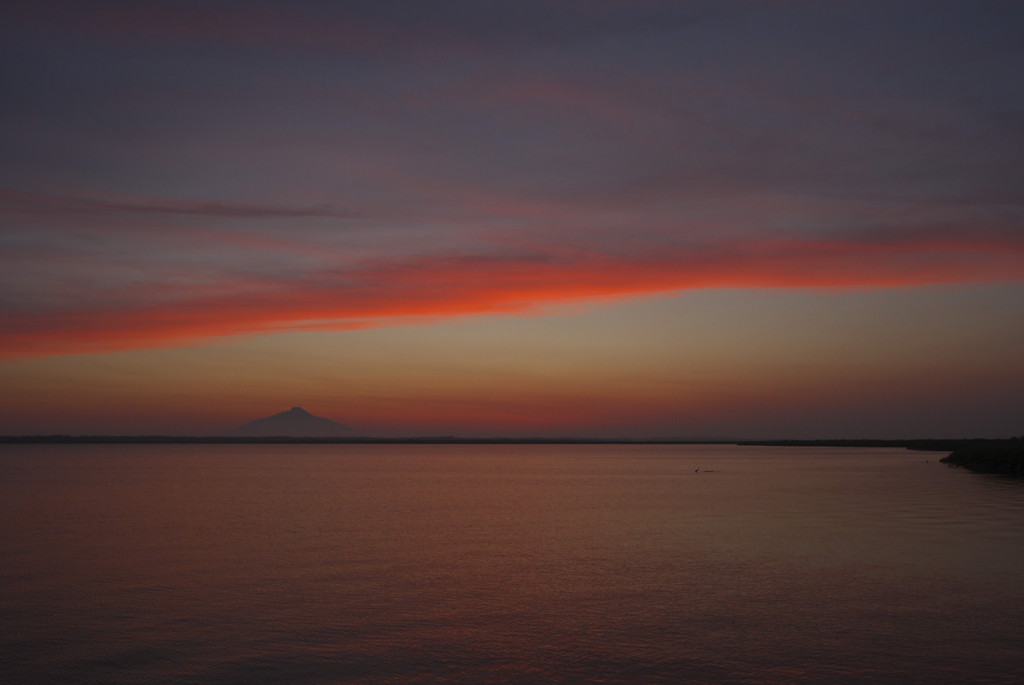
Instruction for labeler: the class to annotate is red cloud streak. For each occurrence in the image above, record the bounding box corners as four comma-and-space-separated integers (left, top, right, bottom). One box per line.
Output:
4, 236, 1022, 357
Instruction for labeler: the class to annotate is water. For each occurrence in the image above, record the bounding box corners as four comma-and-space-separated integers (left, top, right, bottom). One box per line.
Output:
1, 443, 1022, 684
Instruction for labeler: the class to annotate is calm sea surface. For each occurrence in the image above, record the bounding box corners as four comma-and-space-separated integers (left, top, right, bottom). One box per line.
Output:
1, 443, 1022, 684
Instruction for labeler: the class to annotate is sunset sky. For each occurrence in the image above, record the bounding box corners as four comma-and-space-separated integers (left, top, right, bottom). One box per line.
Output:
2, 0, 1022, 438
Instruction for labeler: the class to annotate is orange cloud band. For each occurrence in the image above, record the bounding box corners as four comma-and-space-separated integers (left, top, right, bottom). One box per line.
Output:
4, 236, 1022, 358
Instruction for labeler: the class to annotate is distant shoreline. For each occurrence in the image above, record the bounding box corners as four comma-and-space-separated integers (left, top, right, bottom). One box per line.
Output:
0, 436, 978, 449
0, 435, 729, 445
9, 436, 1024, 473
6, 435, 1019, 476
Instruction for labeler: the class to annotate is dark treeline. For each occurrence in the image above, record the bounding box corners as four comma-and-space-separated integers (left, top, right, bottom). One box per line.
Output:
939, 437, 1024, 477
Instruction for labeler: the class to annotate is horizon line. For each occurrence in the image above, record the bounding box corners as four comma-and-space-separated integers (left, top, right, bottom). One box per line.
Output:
0, 435, 990, 447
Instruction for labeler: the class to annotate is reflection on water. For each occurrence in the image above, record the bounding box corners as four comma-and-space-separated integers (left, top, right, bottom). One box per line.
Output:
1, 444, 1023, 683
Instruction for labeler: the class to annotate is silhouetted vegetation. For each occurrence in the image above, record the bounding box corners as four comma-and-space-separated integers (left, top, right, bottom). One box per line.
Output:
939, 438, 1024, 477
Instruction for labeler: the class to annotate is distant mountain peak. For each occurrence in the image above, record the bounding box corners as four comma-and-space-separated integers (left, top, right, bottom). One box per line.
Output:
234, 407, 355, 437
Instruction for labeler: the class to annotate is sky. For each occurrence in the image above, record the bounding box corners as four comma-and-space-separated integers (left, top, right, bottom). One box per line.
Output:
1, 0, 1022, 438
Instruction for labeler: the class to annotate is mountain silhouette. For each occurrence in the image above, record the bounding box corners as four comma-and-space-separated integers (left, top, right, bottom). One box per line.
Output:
234, 407, 355, 437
